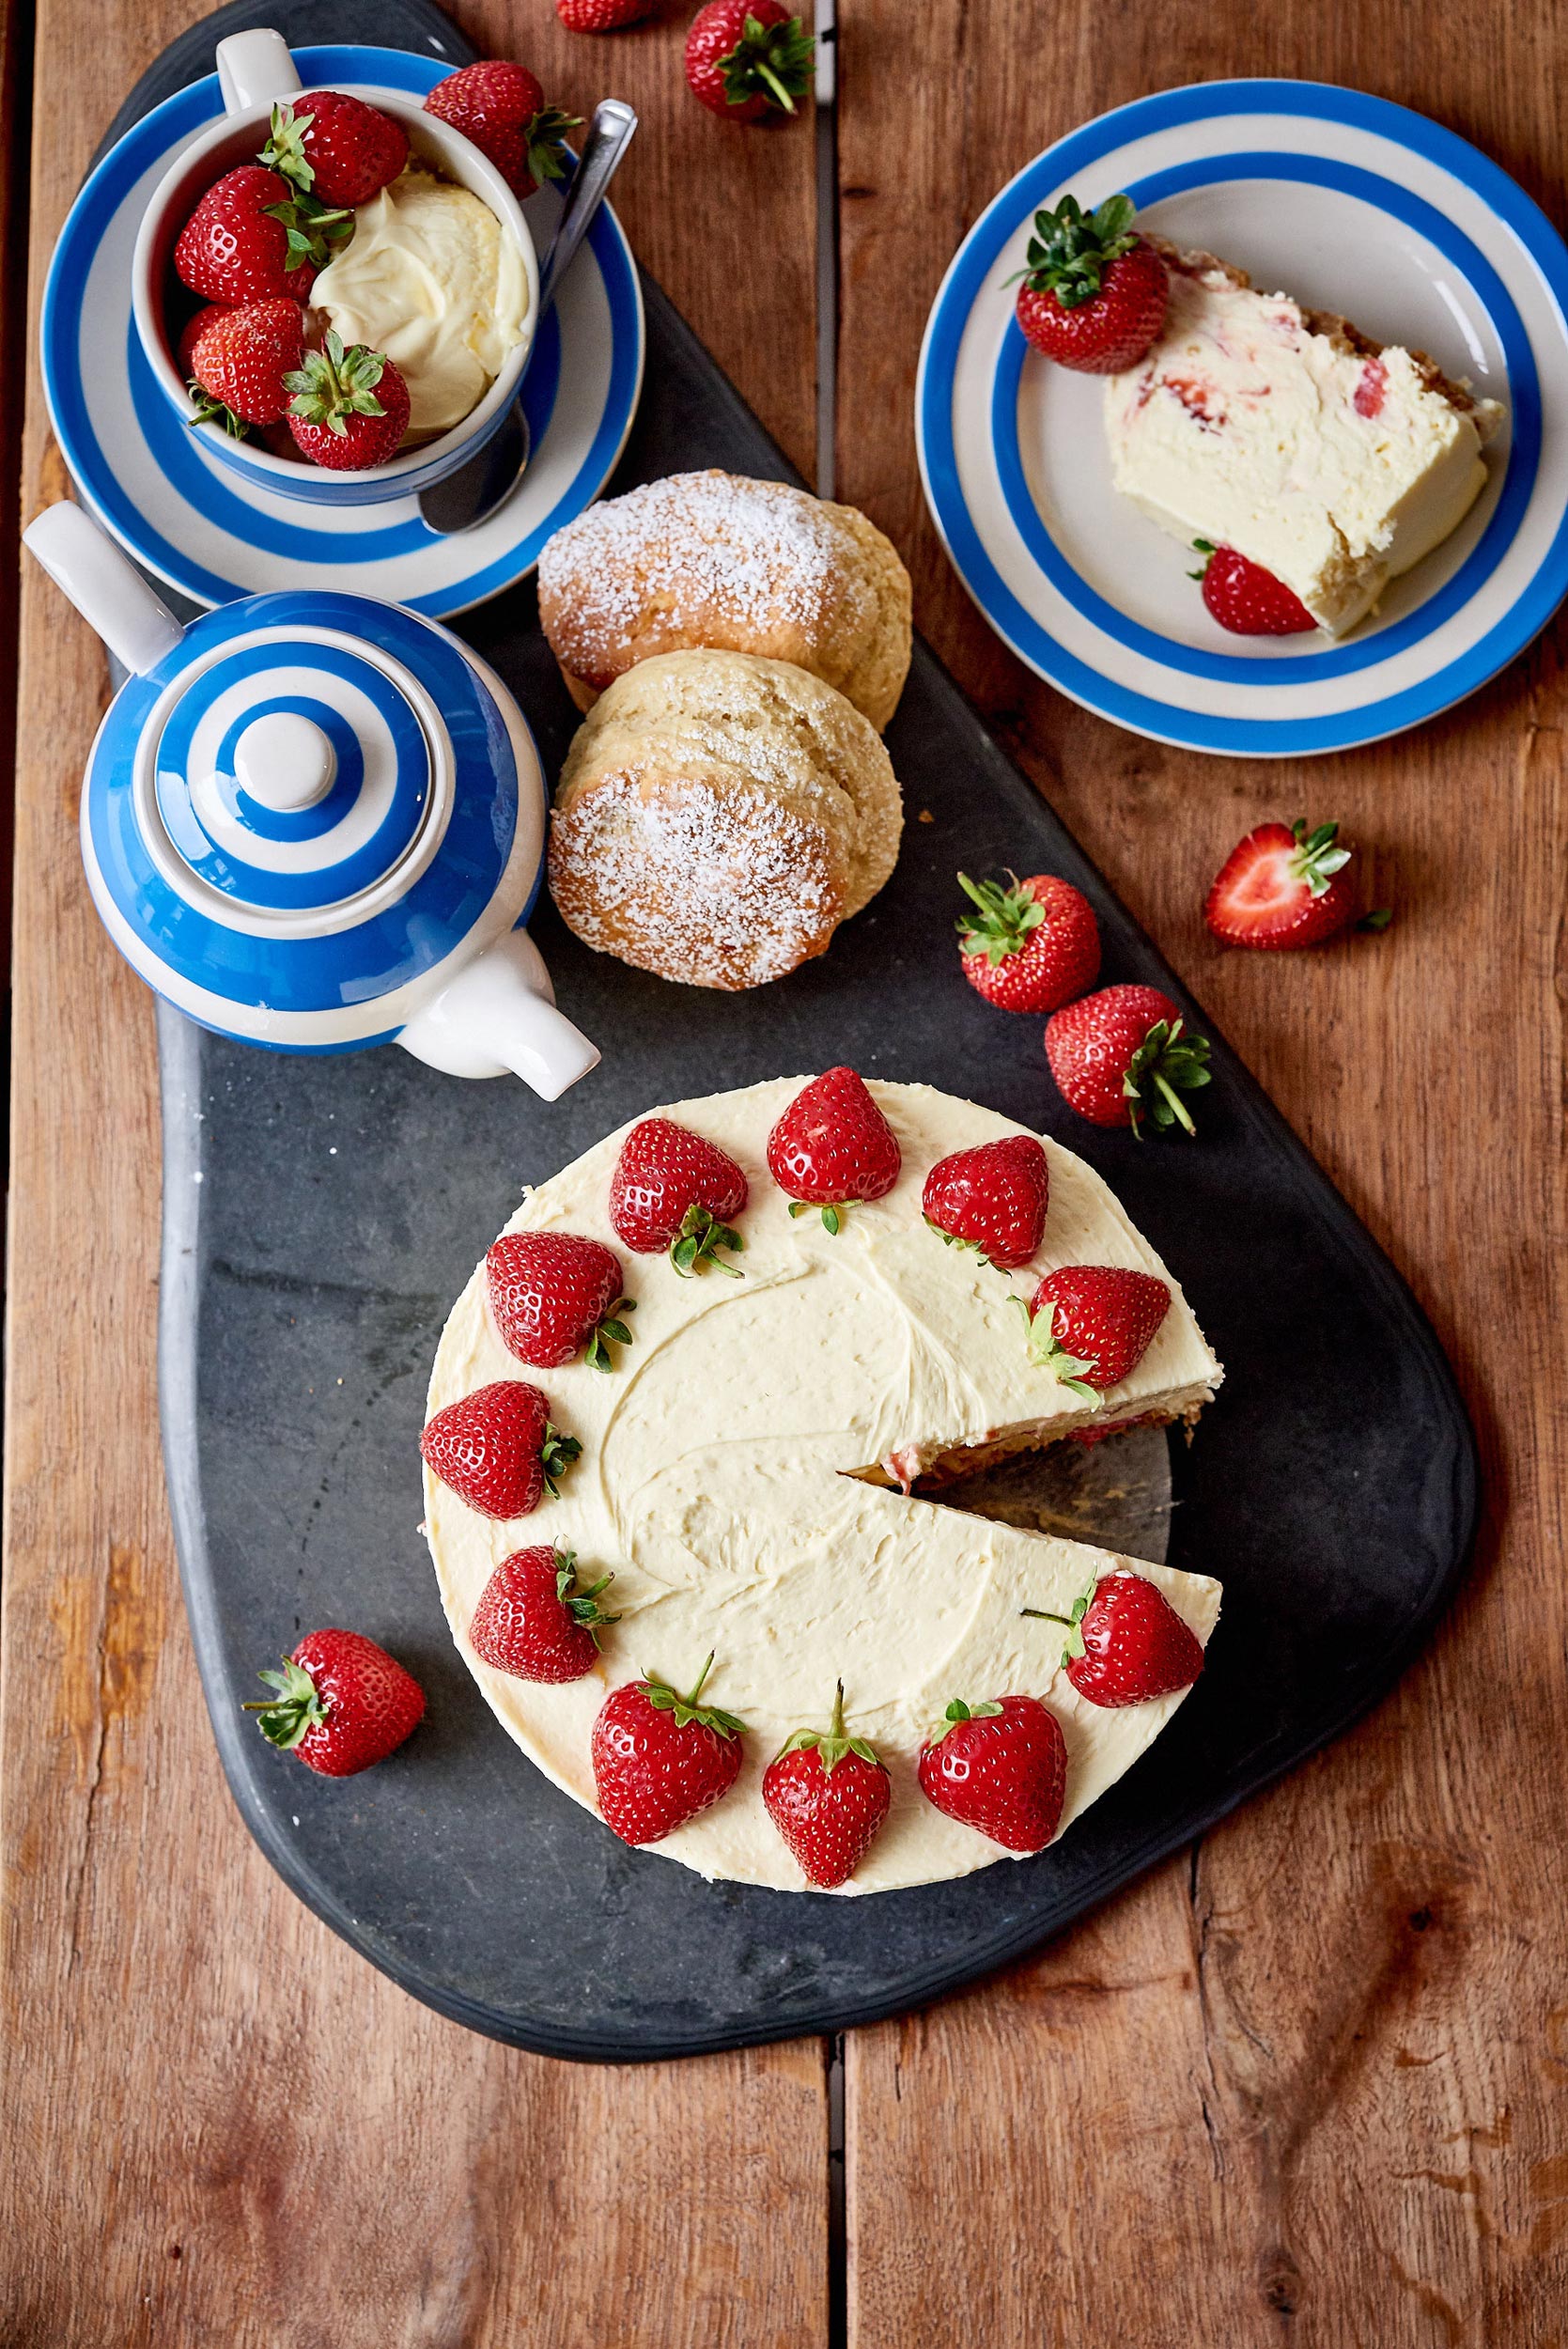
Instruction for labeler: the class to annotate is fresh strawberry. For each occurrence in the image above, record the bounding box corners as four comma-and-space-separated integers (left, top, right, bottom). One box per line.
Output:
923, 1134, 1049, 1271
177, 304, 225, 380
185, 297, 304, 433
420, 1380, 581, 1518
1204, 818, 1365, 949
260, 91, 409, 208
285, 333, 410, 469
1021, 1265, 1171, 1392
955, 870, 1100, 1015
591, 1654, 746, 1844
486, 1232, 632, 1371
685, 0, 815, 119
244, 1628, 424, 1776
174, 164, 342, 303
1011, 194, 1168, 374
767, 1067, 901, 1232
557, 0, 657, 24
1044, 983, 1211, 1136
917, 1694, 1066, 1853
469, 1544, 617, 1684
1025, 1571, 1204, 1707
1192, 541, 1316, 636
609, 1116, 748, 1275
763, 1681, 890, 1888
424, 61, 582, 197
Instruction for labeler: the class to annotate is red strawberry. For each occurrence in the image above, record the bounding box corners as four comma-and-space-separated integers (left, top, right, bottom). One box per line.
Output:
469, 1544, 618, 1684
557, 0, 657, 24
177, 304, 225, 379
244, 1628, 424, 1776
1025, 1571, 1204, 1708
955, 870, 1100, 1015
1192, 541, 1316, 636
685, 0, 815, 120
1044, 984, 1211, 1136
917, 1694, 1066, 1853
1022, 1265, 1171, 1392
609, 1116, 748, 1275
591, 1655, 746, 1844
486, 1231, 632, 1371
923, 1134, 1049, 1271
260, 90, 409, 208
420, 1380, 581, 1518
762, 1681, 891, 1889
185, 297, 304, 433
286, 333, 411, 470
1011, 194, 1168, 374
424, 61, 582, 197
1204, 818, 1365, 949
767, 1067, 901, 1232
174, 164, 344, 303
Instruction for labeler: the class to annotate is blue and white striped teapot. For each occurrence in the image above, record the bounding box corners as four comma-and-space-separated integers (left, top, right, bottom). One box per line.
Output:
25, 504, 598, 1098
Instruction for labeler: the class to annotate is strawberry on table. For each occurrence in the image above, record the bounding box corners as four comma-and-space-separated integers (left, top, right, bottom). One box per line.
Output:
917, 1694, 1066, 1853
420, 1380, 581, 1518
260, 90, 409, 208
609, 1116, 748, 1275
763, 1681, 891, 1889
486, 1232, 632, 1370
285, 333, 411, 470
1191, 540, 1317, 636
1204, 818, 1370, 949
685, 0, 815, 119
767, 1067, 901, 1233
184, 297, 304, 434
591, 1654, 747, 1844
424, 61, 582, 197
1044, 983, 1211, 1136
469, 1545, 618, 1684
923, 1133, 1049, 1271
1019, 1265, 1172, 1392
557, 0, 658, 24
174, 163, 342, 303
1010, 194, 1169, 375
244, 1628, 424, 1776
956, 870, 1100, 1015
1024, 1571, 1205, 1708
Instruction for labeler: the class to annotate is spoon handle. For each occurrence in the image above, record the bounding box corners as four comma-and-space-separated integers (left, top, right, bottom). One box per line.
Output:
538, 100, 639, 314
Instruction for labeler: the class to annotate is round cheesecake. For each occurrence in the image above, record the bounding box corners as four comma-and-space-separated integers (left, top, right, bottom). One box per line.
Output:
423, 1079, 1224, 1892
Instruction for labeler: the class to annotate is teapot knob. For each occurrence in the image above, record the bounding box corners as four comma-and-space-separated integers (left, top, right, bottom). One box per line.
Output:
233, 711, 337, 814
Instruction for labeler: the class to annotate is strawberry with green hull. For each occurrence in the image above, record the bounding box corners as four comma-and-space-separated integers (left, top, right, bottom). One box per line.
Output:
1010, 194, 1169, 375
424, 60, 582, 196
174, 163, 343, 303
763, 1682, 891, 1888
1019, 1265, 1172, 1392
261, 91, 409, 208
923, 1133, 1049, 1271
185, 297, 304, 434
420, 1379, 581, 1518
1024, 1570, 1205, 1708
591, 1655, 747, 1844
245, 1628, 425, 1776
768, 1066, 900, 1234
486, 1232, 633, 1370
917, 1694, 1067, 1852
1191, 540, 1317, 636
685, 1, 815, 119
956, 870, 1100, 1014
609, 1116, 748, 1275
1205, 818, 1382, 948
285, 331, 411, 470
469, 1545, 618, 1684
1045, 983, 1211, 1135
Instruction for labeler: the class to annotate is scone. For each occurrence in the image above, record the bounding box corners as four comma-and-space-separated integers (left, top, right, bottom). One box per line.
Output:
548, 650, 904, 991
536, 471, 913, 730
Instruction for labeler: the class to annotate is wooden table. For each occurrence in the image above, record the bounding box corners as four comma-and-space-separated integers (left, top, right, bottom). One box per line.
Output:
5, 3, 1567, 2341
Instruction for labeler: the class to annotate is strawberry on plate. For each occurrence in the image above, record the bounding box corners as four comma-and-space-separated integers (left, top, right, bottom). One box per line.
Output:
557, 0, 658, 24
609, 1116, 748, 1275
763, 1681, 891, 1889
174, 163, 340, 303
469, 1544, 618, 1684
685, 0, 815, 119
420, 1380, 581, 1518
285, 333, 411, 470
923, 1133, 1049, 1271
1044, 983, 1211, 1136
591, 1654, 747, 1844
1024, 1571, 1205, 1708
1204, 818, 1371, 949
244, 1628, 424, 1776
486, 1231, 632, 1371
424, 60, 582, 196
1190, 540, 1318, 636
1020, 1265, 1171, 1392
1010, 194, 1169, 374
260, 91, 409, 208
917, 1693, 1066, 1853
767, 1067, 901, 1233
956, 870, 1100, 1015
185, 297, 304, 434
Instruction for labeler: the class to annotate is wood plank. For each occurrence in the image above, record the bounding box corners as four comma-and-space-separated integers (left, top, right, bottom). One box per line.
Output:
835, 4, 1568, 2342
0, 4, 828, 2342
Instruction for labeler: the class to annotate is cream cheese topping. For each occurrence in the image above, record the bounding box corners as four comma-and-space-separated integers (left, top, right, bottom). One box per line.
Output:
423, 1080, 1224, 1892
310, 164, 528, 441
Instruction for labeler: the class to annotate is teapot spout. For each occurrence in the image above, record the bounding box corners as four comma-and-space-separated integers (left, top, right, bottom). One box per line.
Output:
397, 931, 599, 1100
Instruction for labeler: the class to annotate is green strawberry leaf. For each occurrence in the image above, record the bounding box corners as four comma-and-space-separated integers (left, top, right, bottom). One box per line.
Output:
670, 1204, 744, 1280
717, 11, 815, 113
241, 1655, 326, 1750
955, 870, 1047, 966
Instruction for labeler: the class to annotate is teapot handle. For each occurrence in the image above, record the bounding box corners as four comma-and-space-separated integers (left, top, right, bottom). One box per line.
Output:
397, 930, 600, 1101
23, 504, 184, 677
215, 28, 303, 114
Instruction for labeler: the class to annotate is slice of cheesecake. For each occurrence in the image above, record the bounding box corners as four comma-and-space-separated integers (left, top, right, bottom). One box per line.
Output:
1104, 239, 1507, 635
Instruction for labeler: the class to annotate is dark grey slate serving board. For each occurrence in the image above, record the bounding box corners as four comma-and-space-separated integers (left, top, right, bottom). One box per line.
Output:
118, 3, 1477, 2060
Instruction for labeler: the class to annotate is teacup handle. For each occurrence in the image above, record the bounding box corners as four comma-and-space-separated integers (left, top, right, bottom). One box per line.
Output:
215, 27, 303, 115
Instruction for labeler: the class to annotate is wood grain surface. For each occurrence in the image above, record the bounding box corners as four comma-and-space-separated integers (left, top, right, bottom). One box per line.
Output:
4, 0, 1567, 2342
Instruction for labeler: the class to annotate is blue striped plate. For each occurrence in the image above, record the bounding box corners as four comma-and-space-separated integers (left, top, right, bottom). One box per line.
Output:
41, 45, 644, 619
917, 82, 1568, 755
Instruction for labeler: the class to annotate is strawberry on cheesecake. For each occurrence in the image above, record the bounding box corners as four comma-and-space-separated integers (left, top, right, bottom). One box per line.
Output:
1104, 240, 1507, 635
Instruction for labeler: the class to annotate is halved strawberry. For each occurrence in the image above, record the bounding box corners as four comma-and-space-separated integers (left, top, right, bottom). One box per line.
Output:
923, 1134, 1049, 1270
1204, 819, 1366, 949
